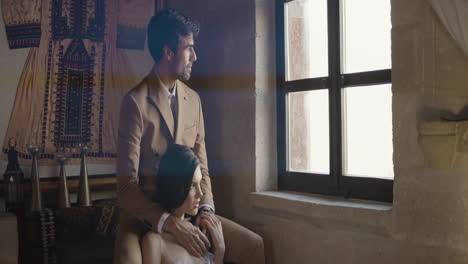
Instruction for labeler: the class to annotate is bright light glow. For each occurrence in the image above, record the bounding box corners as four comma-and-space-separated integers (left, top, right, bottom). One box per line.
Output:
285, 0, 328, 81
288, 90, 330, 174
342, 85, 394, 179
342, 0, 392, 73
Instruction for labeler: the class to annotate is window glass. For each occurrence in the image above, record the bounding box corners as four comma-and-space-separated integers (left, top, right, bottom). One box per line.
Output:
341, 0, 391, 73
342, 84, 393, 179
288, 90, 330, 174
285, 0, 328, 81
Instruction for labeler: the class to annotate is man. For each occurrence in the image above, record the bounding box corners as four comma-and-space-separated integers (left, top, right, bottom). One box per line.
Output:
114, 9, 265, 264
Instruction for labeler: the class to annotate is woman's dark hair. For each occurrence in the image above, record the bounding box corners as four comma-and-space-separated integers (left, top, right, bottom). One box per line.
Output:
154, 144, 200, 213
147, 8, 200, 63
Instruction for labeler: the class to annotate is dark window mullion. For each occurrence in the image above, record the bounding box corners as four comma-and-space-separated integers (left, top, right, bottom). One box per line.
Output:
342, 69, 392, 87
328, 0, 342, 190
284, 77, 327, 93
276, 0, 287, 186
282, 171, 340, 196
341, 176, 393, 202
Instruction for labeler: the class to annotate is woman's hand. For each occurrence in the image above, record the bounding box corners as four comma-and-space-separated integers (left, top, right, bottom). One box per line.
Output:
199, 212, 225, 264
164, 215, 210, 258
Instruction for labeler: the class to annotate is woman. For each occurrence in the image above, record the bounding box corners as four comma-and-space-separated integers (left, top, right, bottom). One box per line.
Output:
141, 144, 225, 264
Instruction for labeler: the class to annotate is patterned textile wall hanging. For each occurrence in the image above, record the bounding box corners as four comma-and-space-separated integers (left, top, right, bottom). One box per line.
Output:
1, 0, 157, 164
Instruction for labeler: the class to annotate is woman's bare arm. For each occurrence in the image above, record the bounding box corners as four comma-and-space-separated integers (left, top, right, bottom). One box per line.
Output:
142, 232, 163, 264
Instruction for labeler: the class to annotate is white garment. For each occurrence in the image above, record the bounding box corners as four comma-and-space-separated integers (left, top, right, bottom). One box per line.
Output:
156, 75, 178, 119
203, 252, 215, 264
427, 0, 468, 56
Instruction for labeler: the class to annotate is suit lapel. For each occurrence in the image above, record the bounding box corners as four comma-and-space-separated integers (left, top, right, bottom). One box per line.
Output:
174, 80, 188, 144
146, 74, 175, 139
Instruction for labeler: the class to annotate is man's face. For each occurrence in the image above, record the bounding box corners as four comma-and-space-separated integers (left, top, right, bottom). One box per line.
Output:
171, 34, 197, 81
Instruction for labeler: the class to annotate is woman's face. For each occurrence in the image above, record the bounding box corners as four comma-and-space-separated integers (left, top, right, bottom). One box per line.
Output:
175, 166, 203, 216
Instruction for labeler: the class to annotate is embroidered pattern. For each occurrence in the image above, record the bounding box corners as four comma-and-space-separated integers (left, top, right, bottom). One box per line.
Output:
98, 43, 106, 153
2, 148, 116, 159
51, 0, 69, 41
87, 0, 106, 42
54, 39, 94, 148
5, 24, 41, 49
52, 0, 106, 42
96, 205, 120, 237
42, 40, 54, 145
40, 208, 57, 264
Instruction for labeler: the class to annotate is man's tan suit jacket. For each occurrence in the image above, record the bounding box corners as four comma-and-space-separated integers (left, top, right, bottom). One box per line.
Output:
116, 72, 214, 231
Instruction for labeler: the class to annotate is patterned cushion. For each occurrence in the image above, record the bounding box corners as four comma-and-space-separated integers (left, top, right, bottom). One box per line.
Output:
38, 200, 120, 264
95, 204, 120, 238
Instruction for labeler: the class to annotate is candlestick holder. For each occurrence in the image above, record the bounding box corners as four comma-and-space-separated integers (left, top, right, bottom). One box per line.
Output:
55, 151, 71, 208
26, 144, 44, 212
77, 143, 91, 206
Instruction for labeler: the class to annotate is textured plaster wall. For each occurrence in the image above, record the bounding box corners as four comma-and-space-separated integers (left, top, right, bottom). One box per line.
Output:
415, 0, 468, 169
170, 0, 468, 263
391, 0, 468, 259
168, 0, 257, 221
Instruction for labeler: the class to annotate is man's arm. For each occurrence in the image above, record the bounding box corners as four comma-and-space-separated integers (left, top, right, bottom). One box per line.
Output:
116, 94, 164, 230
192, 94, 215, 209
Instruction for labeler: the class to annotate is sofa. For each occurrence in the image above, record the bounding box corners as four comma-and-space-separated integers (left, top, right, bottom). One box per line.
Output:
0, 212, 18, 264
18, 201, 236, 264
18, 200, 119, 264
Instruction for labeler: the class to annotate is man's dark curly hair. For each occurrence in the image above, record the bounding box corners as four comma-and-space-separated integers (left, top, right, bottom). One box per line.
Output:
154, 144, 200, 213
147, 8, 200, 63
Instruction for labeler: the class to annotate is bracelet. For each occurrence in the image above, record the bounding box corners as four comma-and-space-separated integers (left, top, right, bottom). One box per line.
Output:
157, 212, 170, 233
199, 208, 214, 214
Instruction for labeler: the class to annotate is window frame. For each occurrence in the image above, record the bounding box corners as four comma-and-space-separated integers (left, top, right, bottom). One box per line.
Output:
276, 0, 393, 203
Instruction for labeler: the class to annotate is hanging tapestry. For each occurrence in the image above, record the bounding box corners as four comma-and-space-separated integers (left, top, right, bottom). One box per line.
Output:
1, 0, 155, 164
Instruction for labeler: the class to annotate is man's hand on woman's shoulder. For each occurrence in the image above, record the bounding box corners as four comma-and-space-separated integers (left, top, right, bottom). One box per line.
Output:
163, 215, 211, 258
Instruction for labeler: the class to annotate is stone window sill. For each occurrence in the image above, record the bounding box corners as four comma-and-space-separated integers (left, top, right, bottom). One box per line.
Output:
250, 191, 392, 233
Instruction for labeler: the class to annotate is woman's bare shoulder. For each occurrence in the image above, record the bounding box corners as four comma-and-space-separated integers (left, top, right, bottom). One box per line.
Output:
143, 232, 166, 255
141, 232, 164, 264
160, 233, 205, 264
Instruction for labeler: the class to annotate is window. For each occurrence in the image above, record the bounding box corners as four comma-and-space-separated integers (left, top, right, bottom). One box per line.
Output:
277, 0, 393, 202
